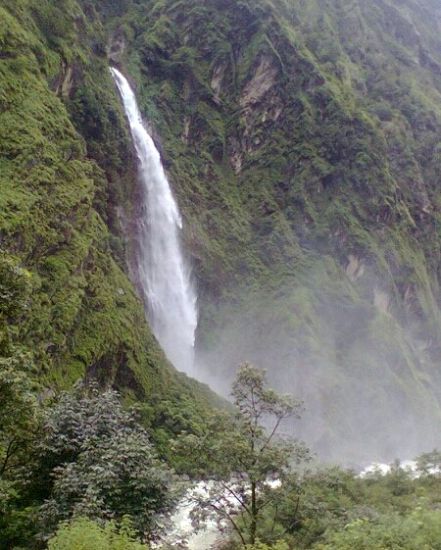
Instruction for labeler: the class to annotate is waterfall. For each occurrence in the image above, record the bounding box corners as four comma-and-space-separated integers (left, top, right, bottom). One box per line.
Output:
111, 68, 197, 374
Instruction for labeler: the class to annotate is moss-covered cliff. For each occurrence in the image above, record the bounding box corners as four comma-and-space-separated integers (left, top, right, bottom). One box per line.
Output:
0, 0, 219, 433
102, 0, 441, 461
3, 0, 441, 462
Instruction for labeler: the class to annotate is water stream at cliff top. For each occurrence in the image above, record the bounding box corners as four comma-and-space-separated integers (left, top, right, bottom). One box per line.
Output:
111, 68, 197, 374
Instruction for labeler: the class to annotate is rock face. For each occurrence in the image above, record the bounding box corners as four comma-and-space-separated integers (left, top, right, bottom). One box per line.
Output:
112, 0, 441, 462
240, 55, 279, 108
346, 255, 365, 282
108, 31, 126, 64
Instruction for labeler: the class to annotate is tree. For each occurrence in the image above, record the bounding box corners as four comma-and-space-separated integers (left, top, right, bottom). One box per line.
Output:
416, 449, 441, 476
37, 384, 176, 541
245, 542, 289, 550
175, 363, 309, 546
0, 354, 39, 481
0, 355, 40, 548
0, 253, 38, 480
0, 255, 41, 548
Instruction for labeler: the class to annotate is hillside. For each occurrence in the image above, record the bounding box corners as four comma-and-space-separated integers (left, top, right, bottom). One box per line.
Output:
103, 0, 441, 462
0, 0, 218, 433
2, 0, 441, 464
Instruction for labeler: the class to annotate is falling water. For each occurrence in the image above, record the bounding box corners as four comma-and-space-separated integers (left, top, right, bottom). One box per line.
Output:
111, 68, 197, 374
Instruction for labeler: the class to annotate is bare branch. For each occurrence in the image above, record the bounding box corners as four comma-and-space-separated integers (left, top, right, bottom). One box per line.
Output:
219, 480, 251, 515
208, 502, 247, 546
0, 437, 18, 476
259, 416, 283, 455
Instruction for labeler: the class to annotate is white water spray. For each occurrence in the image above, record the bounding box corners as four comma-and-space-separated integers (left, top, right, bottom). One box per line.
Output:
111, 68, 197, 374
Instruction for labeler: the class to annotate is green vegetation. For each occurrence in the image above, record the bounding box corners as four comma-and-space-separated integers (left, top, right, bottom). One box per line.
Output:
101, 0, 441, 460
37, 385, 175, 540
174, 366, 441, 549
47, 517, 146, 550
3, 0, 441, 547
0, 383, 177, 548
245, 542, 289, 550
3, 0, 441, 458
2, 356, 441, 549
213, 453, 441, 548
175, 363, 308, 545
315, 509, 441, 549
0, 0, 219, 475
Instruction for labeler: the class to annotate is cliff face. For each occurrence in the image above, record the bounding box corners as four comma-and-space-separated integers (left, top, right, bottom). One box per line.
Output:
3, 0, 441, 461
108, 0, 441, 461
0, 0, 217, 423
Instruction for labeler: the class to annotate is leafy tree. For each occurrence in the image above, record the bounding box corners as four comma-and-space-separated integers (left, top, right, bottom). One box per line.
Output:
0, 354, 39, 481
0, 356, 40, 547
0, 254, 37, 479
47, 516, 146, 550
416, 449, 441, 476
273, 467, 370, 548
0, 255, 41, 549
37, 384, 176, 541
175, 363, 309, 546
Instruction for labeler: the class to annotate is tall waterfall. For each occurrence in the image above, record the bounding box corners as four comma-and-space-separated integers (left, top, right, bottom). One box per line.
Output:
111, 68, 197, 374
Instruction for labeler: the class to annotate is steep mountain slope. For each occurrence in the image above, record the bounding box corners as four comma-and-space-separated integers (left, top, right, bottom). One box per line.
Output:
104, 0, 441, 461
0, 0, 217, 429
3, 0, 441, 463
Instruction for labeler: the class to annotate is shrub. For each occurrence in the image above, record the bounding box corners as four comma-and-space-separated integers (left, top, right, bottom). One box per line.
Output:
38, 384, 175, 540
47, 517, 146, 550
315, 509, 441, 549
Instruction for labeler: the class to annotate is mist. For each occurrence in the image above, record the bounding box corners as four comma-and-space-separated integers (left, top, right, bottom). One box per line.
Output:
194, 257, 441, 467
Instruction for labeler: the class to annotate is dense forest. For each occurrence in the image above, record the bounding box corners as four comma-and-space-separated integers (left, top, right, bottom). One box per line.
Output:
2, 0, 441, 547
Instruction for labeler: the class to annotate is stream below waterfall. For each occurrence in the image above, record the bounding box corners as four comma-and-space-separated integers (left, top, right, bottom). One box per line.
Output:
158, 460, 428, 549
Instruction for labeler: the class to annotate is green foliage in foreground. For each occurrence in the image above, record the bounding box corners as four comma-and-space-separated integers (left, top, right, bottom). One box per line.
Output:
264, 464, 441, 549
245, 542, 289, 550
315, 509, 441, 549
218, 466, 441, 549
47, 517, 146, 550
0, 357, 39, 506
3, 362, 441, 550
36, 384, 175, 540
0, 383, 177, 548
0, 323, 40, 486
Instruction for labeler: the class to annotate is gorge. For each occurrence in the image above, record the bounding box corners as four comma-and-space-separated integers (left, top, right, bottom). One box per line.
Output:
3, 1, 441, 536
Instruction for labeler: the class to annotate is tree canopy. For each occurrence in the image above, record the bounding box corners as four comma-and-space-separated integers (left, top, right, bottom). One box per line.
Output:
175, 362, 309, 546
37, 384, 176, 540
